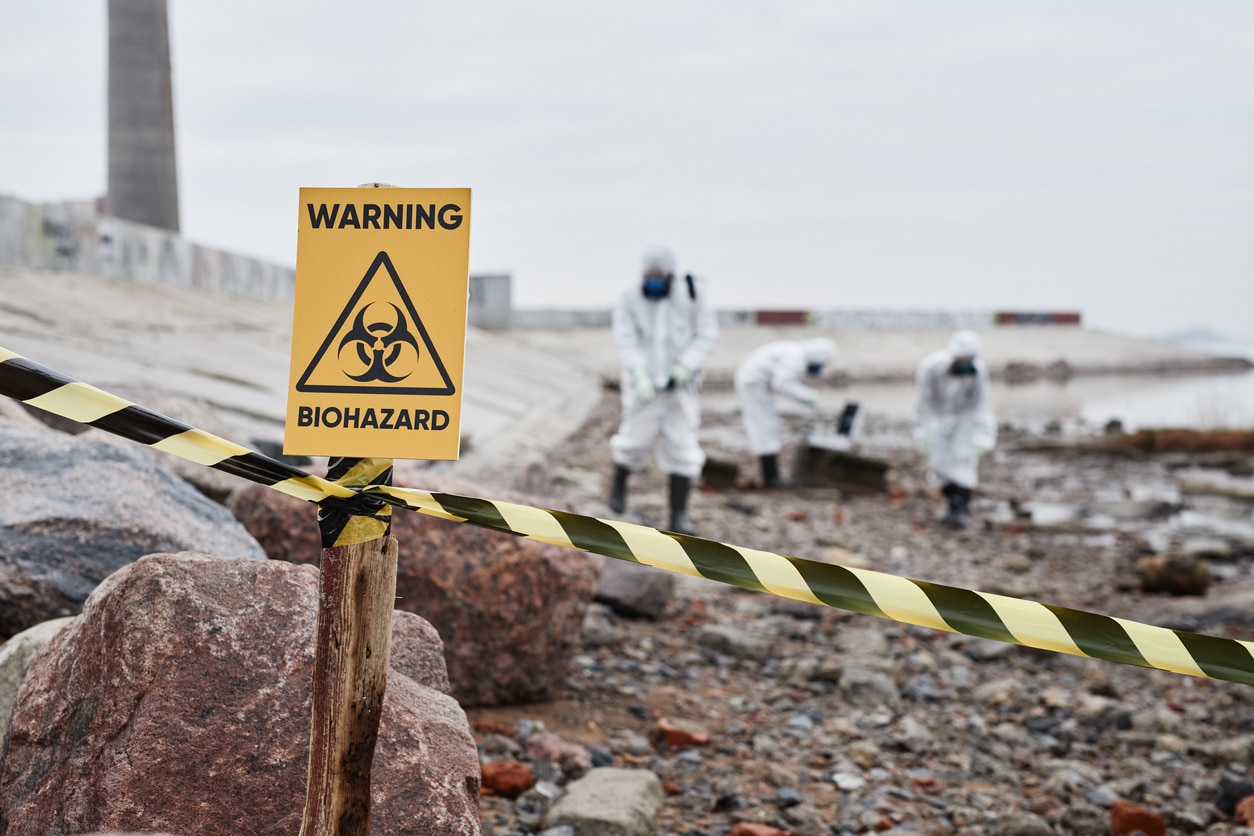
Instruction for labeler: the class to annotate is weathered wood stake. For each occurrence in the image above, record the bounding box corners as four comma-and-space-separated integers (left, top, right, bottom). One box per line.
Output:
299, 533, 398, 836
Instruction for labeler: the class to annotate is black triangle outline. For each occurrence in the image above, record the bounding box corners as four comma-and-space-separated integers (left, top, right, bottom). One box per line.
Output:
295, 250, 456, 396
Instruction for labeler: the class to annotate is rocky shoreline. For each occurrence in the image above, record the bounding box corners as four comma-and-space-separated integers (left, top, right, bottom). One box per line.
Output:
466, 389, 1254, 836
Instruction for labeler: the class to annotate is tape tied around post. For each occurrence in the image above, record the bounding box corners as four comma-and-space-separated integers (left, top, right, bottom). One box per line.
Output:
318, 457, 394, 548
3, 344, 1254, 687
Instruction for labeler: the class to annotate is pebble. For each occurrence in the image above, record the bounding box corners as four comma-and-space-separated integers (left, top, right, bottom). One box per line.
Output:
832, 772, 866, 791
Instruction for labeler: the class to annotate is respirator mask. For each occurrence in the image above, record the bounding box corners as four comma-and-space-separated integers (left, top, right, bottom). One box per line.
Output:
641, 274, 672, 300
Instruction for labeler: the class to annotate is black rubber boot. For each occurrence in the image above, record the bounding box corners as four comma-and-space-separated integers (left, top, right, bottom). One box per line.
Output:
760, 454, 790, 489
608, 465, 630, 514
668, 473, 696, 536
942, 483, 972, 528
950, 486, 973, 529
941, 482, 960, 526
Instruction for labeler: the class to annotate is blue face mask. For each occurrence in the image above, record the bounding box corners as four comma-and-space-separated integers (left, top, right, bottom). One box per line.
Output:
642, 276, 671, 299
950, 360, 977, 376
807, 363, 824, 376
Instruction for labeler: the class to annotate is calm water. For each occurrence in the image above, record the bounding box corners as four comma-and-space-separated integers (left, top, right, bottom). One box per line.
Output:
842, 368, 1254, 432
704, 336, 1254, 433
705, 367, 1254, 433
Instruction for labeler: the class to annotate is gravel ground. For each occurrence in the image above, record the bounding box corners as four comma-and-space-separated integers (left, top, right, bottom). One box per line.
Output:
469, 387, 1254, 836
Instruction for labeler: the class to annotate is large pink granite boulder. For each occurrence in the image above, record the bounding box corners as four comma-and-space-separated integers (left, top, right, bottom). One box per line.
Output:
0, 552, 479, 835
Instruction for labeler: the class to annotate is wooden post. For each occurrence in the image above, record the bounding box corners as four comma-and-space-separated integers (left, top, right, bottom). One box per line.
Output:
300, 535, 398, 835
300, 452, 397, 836
299, 182, 406, 836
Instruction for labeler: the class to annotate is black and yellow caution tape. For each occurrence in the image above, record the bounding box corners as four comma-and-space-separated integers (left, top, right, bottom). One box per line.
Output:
318, 456, 393, 548
3, 344, 1254, 686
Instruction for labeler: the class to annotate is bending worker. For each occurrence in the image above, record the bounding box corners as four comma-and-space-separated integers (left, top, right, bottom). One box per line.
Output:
608, 247, 719, 535
914, 329, 997, 528
734, 338, 836, 488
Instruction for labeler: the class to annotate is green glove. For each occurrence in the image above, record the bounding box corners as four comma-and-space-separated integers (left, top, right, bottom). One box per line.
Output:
669, 362, 693, 388
802, 390, 821, 409
631, 367, 656, 403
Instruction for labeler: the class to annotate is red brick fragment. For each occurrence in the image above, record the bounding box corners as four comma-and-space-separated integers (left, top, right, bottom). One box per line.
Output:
662, 780, 681, 796
1111, 799, 1166, 836
729, 823, 791, 836
1235, 795, 1254, 826
651, 717, 710, 748
473, 719, 515, 738
479, 760, 536, 798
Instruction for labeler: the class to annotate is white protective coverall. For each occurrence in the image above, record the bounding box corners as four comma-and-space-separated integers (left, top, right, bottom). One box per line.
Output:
914, 330, 997, 489
734, 338, 837, 456
609, 260, 720, 478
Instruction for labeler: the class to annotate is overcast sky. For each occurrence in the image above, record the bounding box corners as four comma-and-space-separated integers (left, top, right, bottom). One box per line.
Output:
2, 2, 1252, 338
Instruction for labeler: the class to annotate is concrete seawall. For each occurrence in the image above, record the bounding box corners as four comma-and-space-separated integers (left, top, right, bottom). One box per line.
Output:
0, 195, 295, 303
3, 266, 1249, 476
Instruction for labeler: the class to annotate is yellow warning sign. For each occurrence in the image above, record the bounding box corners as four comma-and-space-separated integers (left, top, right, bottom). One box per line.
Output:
284, 186, 470, 460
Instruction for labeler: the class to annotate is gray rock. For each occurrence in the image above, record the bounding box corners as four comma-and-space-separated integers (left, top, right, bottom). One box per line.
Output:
1060, 803, 1113, 836
834, 626, 891, 658
973, 676, 1025, 704
102, 384, 252, 502
0, 616, 75, 735
542, 767, 663, 836
697, 623, 771, 661
1085, 784, 1120, 809
595, 559, 674, 620
0, 423, 265, 638
581, 603, 623, 648
606, 730, 654, 758
838, 666, 901, 711
893, 714, 933, 753
989, 810, 1054, 836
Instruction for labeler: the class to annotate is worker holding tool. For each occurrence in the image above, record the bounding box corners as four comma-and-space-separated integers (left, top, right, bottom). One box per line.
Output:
607, 247, 720, 535
734, 337, 837, 488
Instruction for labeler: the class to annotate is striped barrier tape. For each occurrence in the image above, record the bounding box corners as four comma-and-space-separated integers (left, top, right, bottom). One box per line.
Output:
2, 345, 1253, 686
318, 456, 393, 547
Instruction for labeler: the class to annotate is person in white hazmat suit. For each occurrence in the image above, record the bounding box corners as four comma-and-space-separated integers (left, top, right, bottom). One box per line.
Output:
734, 338, 837, 488
914, 330, 997, 528
608, 248, 719, 535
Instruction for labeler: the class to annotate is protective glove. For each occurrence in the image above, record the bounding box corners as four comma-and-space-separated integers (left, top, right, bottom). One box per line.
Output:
801, 390, 821, 410
631, 366, 656, 404
974, 442, 990, 457
668, 362, 693, 388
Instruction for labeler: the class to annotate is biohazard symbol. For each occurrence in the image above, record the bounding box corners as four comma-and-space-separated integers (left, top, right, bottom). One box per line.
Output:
338, 302, 420, 383
296, 251, 455, 395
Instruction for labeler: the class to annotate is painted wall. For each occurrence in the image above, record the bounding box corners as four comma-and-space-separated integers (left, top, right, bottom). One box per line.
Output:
0, 194, 295, 302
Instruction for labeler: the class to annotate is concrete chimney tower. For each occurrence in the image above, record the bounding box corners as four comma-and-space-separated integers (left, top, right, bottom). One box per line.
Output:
107, 0, 180, 232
